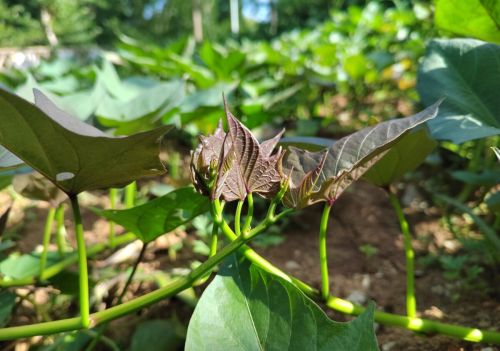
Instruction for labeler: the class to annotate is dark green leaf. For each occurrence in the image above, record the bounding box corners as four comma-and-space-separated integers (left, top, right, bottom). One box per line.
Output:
418, 39, 500, 143
97, 187, 210, 243
0, 290, 15, 327
131, 320, 184, 351
186, 255, 378, 351
0, 88, 171, 195
363, 128, 437, 186
283, 101, 441, 208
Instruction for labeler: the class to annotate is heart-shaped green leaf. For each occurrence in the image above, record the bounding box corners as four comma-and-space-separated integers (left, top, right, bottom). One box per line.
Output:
0, 88, 171, 195
417, 39, 500, 143
185, 255, 378, 351
435, 0, 500, 44
96, 187, 210, 243
282, 101, 441, 208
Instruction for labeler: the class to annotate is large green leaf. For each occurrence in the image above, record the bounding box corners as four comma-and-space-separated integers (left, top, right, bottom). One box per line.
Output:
0, 88, 171, 195
282, 101, 441, 208
417, 39, 500, 143
97, 187, 210, 243
186, 255, 378, 351
435, 0, 500, 44
362, 128, 437, 186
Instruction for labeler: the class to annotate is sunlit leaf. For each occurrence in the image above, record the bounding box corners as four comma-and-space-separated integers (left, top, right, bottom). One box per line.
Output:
418, 39, 500, 143
282, 101, 441, 208
435, 0, 500, 44
186, 255, 378, 351
97, 187, 210, 243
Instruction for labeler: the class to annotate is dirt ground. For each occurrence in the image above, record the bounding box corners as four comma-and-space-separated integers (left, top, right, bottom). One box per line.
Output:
2, 180, 499, 350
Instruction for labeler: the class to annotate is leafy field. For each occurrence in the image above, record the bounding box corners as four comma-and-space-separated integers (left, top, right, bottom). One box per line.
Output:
0, 1, 499, 350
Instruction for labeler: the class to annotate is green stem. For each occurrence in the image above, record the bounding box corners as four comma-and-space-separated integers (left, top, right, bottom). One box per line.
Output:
124, 182, 136, 208
235, 200, 243, 236
108, 188, 118, 248
39, 207, 56, 280
388, 190, 416, 318
319, 203, 332, 300
0, 233, 135, 288
55, 204, 67, 257
209, 222, 219, 257
85, 242, 148, 351
69, 195, 90, 329
242, 193, 254, 233
325, 297, 498, 343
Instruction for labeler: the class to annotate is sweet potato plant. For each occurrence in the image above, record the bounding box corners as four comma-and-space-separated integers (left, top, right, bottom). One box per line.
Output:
0, 82, 499, 350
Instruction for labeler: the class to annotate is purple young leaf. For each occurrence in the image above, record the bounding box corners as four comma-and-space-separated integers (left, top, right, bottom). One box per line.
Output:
282, 100, 442, 208
191, 100, 284, 202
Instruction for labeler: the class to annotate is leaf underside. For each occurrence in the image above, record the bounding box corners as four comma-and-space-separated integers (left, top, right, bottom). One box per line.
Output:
0, 88, 171, 195
186, 255, 378, 351
282, 100, 441, 208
